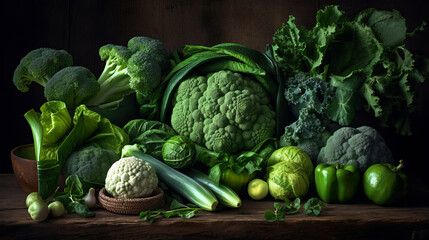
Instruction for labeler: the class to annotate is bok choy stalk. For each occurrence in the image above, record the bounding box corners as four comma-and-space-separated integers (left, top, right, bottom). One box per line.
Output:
24, 102, 101, 199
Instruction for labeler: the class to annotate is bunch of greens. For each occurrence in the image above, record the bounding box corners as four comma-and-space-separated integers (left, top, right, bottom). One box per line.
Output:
272, 5, 427, 138
264, 198, 301, 222
50, 175, 95, 218
24, 101, 128, 199
122, 119, 177, 158
279, 73, 334, 159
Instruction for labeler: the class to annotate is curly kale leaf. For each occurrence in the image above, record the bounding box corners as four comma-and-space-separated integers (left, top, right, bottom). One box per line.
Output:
280, 73, 334, 159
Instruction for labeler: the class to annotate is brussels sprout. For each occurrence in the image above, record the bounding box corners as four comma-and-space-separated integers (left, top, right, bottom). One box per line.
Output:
162, 135, 197, 169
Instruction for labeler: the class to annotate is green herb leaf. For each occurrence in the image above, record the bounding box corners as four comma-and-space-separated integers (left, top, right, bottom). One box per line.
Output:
303, 197, 326, 216
264, 198, 301, 222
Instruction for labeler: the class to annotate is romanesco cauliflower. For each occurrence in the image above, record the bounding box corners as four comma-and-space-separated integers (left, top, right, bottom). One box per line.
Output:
105, 156, 158, 198
171, 70, 275, 153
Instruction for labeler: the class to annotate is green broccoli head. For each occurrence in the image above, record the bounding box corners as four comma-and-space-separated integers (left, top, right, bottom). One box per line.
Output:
13, 48, 73, 92
317, 126, 394, 172
127, 51, 162, 96
62, 145, 120, 188
171, 70, 276, 153
128, 36, 171, 74
85, 37, 168, 109
97, 44, 132, 84
44, 66, 100, 107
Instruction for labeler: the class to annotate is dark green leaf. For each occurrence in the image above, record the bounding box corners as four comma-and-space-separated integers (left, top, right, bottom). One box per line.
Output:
303, 197, 326, 216
264, 210, 280, 222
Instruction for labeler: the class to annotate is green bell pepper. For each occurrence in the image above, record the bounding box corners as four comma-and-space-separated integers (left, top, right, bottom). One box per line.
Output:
363, 160, 408, 206
220, 168, 256, 194
314, 163, 360, 203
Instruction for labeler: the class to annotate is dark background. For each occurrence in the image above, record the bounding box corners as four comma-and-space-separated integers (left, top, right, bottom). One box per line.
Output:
1, 0, 428, 186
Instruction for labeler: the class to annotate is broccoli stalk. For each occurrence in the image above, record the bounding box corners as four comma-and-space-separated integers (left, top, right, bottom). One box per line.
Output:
84, 37, 170, 110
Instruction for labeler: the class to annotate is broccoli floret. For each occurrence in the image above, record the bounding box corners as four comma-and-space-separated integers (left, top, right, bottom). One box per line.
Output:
44, 66, 100, 107
127, 51, 162, 96
63, 145, 120, 188
317, 126, 394, 172
97, 44, 133, 87
171, 70, 276, 153
13, 48, 73, 92
85, 36, 169, 109
128, 36, 171, 74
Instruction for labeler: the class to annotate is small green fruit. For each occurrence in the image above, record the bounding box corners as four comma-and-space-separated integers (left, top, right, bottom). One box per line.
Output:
48, 201, 65, 217
26, 192, 43, 207
28, 200, 49, 222
248, 178, 269, 200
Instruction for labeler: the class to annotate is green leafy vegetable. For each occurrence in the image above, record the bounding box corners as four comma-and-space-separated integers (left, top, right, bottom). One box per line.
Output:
24, 102, 127, 199
85, 36, 170, 110
162, 135, 197, 169
303, 197, 326, 216
264, 198, 301, 222
13, 48, 73, 92
264, 197, 326, 221
265, 146, 314, 200
63, 145, 120, 189
140, 199, 201, 223
44, 66, 100, 107
122, 119, 176, 158
280, 73, 334, 159
51, 175, 95, 218
273, 5, 427, 135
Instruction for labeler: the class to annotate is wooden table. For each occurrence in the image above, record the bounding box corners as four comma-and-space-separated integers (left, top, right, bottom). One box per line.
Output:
1, 174, 429, 240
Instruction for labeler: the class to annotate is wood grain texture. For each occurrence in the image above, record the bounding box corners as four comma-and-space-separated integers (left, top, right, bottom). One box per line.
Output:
1, 174, 429, 240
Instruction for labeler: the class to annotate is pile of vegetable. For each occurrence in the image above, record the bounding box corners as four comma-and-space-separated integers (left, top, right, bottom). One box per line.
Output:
273, 5, 427, 160
15, 5, 428, 223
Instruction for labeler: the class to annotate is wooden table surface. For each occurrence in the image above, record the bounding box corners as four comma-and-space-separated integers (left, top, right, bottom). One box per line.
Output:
1, 174, 429, 240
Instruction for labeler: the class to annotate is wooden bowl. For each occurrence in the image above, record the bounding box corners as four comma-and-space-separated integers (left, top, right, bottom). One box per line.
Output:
10, 144, 65, 194
98, 187, 164, 215
10, 144, 38, 193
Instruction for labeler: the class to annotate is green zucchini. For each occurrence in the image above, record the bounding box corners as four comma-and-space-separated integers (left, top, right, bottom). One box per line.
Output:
122, 145, 218, 211
185, 168, 242, 208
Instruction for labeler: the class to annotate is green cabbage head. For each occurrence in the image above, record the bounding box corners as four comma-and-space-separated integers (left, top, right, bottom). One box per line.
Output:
265, 146, 314, 200
162, 135, 196, 169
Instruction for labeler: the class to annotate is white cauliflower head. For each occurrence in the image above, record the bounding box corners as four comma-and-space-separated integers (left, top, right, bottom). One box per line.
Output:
105, 156, 159, 198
